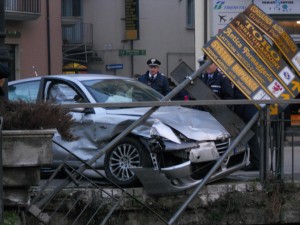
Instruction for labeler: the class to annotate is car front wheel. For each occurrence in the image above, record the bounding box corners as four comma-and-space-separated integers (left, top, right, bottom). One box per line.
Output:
104, 137, 151, 187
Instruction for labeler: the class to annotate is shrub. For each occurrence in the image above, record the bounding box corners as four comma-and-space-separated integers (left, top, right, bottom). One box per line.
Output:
0, 100, 76, 141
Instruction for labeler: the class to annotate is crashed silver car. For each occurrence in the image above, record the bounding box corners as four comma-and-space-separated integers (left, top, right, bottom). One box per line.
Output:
8, 75, 247, 194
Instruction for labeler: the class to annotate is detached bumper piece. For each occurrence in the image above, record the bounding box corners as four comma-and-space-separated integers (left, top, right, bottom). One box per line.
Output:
131, 150, 248, 195
131, 165, 202, 195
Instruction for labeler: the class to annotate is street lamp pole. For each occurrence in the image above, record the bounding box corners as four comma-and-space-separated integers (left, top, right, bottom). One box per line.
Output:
0, 1, 9, 223
0, 0, 10, 99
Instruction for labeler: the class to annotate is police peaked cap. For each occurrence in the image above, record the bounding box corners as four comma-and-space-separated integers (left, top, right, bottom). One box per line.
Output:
0, 64, 9, 78
147, 58, 161, 66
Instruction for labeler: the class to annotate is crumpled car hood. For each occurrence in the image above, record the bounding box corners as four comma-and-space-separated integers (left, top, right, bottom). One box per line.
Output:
105, 106, 230, 141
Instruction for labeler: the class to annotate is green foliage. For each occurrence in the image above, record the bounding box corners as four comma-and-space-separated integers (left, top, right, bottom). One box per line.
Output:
3, 210, 21, 225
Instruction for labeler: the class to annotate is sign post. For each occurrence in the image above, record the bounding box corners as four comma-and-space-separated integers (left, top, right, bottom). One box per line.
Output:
203, 3, 300, 115
125, 0, 139, 40
243, 4, 300, 78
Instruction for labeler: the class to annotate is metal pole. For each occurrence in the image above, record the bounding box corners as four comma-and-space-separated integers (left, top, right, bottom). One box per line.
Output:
0, 0, 9, 221
46, 0, 51, 74
266, 105, 271, 181
292, 132, 294, 183
0, 117, 3, 224
0, 0, 10, 100
259, 109, 265, 184
280, 112, 284, 179
130, 40, 134, 77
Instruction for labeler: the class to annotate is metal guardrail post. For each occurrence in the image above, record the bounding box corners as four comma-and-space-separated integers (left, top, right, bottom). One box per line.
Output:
278, 112, 285, 179
0, 117, 3, 224
259, 109, 265, 184
291, 132, 295, 183
265, 105, 271, 181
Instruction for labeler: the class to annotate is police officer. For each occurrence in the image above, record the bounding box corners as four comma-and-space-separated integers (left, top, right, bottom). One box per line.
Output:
200, 58, 233, 99
138, 58, 170, 96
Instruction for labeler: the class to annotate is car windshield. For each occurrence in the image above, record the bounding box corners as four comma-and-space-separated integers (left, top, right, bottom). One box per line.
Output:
82, 79, 163, 103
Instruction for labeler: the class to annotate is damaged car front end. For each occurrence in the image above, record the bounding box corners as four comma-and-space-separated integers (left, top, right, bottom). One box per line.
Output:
117, 106, 248, 195
135, 135, 247, 195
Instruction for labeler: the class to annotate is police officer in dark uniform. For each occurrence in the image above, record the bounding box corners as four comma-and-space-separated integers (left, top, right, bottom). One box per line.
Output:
200, 58, 233, 99
138, 58, 170, 96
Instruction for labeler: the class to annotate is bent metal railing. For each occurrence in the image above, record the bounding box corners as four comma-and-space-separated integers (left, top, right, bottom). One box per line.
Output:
25, 60, 300, 224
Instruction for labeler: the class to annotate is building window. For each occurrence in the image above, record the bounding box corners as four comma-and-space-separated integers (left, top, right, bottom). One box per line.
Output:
62, 0, 82, 17
187, 0, 195, 29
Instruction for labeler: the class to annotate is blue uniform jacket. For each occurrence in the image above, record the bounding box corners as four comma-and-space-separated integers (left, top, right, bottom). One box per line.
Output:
138, 71, 170, 96
200, 70, 233, 99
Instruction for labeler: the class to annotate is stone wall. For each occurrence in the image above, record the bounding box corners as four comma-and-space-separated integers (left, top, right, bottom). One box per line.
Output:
22, 180, 300, 225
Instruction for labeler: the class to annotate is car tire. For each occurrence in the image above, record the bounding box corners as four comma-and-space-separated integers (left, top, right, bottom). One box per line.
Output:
104, 137, 152, 187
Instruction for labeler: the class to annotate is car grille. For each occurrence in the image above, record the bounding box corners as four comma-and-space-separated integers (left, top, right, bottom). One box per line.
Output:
215, 139, 230, 155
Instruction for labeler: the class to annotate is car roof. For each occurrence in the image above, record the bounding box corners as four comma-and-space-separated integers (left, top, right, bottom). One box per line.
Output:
8, 74, 133, 85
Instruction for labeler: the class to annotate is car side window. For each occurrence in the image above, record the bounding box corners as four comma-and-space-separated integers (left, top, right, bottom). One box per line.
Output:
47, 83, 83, 104
8, 80, 40, 102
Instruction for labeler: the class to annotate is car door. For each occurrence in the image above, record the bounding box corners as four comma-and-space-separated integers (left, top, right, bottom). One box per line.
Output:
40, 79, 103, 168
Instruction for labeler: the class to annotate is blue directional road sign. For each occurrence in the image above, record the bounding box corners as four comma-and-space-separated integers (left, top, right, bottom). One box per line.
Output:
105, 64, 123, 70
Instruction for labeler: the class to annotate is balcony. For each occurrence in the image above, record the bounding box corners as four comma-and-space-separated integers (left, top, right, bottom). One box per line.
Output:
5, 0, 41, 21
62, 22, 95, 63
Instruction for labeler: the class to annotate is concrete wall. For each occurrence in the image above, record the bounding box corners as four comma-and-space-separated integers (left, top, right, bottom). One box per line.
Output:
23, 181, 300, 225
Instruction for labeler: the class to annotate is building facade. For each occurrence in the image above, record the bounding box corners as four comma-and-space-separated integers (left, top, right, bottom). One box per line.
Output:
5, 0, 62, 80
4, 0, 196, 81
4, 1, 300, 83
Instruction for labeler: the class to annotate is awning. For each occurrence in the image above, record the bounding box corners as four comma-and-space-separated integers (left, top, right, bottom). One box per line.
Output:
63, 63, 87, 71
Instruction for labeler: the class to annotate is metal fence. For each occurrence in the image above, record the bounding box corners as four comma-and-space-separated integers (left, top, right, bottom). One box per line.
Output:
268, 115, 300, 183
